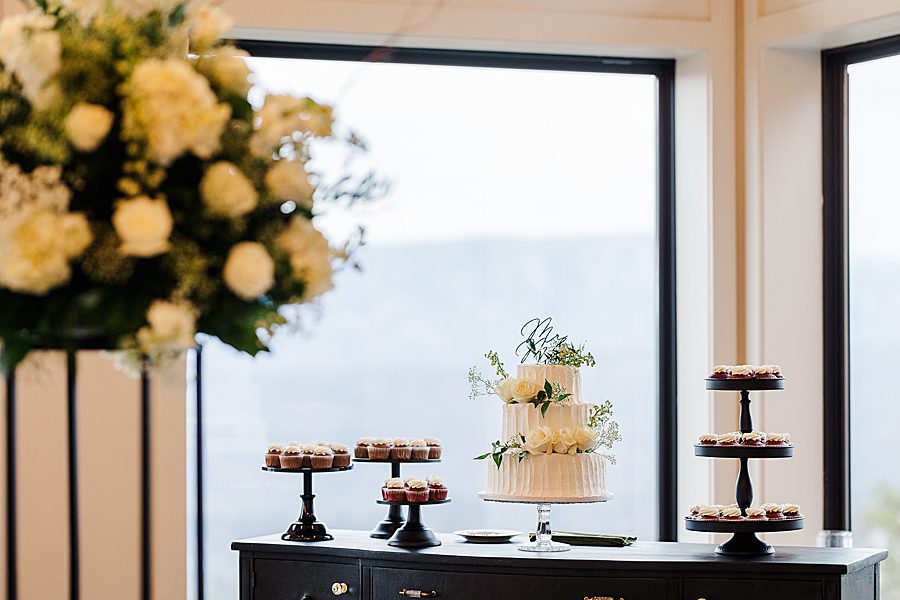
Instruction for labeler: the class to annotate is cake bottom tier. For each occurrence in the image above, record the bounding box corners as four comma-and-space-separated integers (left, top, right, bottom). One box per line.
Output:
483, 453, 612, 502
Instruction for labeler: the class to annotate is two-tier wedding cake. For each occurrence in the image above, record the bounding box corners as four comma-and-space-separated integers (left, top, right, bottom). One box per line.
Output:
470, 319, 618, 502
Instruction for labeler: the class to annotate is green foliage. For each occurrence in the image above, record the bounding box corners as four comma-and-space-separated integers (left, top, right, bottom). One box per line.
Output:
474, 436, 524, 469
589, 400, 621, 463
485, 349, 508, 379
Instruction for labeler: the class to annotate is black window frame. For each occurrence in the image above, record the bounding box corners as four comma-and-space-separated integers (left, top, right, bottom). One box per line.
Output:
821, 34, 900, 532
192, 40, 678, 600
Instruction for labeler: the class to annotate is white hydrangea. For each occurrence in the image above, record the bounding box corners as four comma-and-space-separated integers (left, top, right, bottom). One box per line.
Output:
223, 242, 275, 300
0, 159, 71, 219
64, 102, 114, 152
264, 160, 314, 207
275, 217, 334, 301
112, 196, 174, 257
188, 2, 233, 49
0, 11, 61, 110
123, 58, 231, 166
200, 47, 251, 96
136, 299, 197, 355
200, 161, 258, 218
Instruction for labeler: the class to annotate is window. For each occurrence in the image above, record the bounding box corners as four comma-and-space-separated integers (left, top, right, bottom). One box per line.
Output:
188, 44, 675, 600
823, 35, 900, 600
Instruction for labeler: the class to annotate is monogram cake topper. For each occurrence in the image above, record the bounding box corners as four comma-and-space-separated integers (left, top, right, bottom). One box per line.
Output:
516, 317, 568, 364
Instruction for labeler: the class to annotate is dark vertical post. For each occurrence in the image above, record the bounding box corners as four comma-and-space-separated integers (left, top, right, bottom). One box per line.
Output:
6, 367, 17, 600
66, 352, 80, 600
739, 390, 753, 433
195, 346, 204, 600
140, 362, 152, 600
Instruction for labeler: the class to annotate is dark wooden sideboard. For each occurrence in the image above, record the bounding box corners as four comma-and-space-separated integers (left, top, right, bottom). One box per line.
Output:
232, 530, 887, 600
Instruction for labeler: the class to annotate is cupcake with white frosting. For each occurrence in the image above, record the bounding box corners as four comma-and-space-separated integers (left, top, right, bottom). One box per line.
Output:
426, 475, 447, 501
391, 438, 412, 460
717, 432, 739, 446
265, 443, 283, 468
721, 506, 743, 520
697, 506, 720, 520
710, 365, 731, 379
762, 503, 784, 519
730, 365, 753, 379
410, 438, 429, 460
368, 438, 391, 460
741, 431, 767, 446
698, 433, 718, 446
301, 444, 317, 468
280, 445, 303, 470
311, 445, 334, 469
425, 437, 442, 459
766, 432, 791, 446
745, 507, 767, 520
382, 477, 406, 501
330, 443, 351, 467
355, 437, 371, 459
782, 503, 802, 518
405, 478, 430, 503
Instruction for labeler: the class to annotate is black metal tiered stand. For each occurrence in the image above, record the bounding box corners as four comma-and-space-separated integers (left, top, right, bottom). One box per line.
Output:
684, 377, 804, 556
262, 465, 353, 542
353, 457, 442, 543
375, 499, 451, 548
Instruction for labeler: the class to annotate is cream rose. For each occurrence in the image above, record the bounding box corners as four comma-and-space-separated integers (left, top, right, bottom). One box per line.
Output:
551, 428, 577, 454
64, 103, 114, 152
511, 379, 540, 403
522, 426, 553, 455
200, 161, 258, 218
137, 299, 197, 354
265, 160, 314, 207
223, 242, 275, 301
112, 196, 173, 257
573, 426, 598, 453
493, 377, 518, 403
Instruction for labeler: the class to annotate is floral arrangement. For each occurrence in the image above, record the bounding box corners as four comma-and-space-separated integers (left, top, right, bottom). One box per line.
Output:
0, 0, 381, 370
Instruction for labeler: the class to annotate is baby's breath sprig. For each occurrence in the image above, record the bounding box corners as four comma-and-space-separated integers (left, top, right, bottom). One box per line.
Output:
589, 400, 621, 464
468, 366, 499, 401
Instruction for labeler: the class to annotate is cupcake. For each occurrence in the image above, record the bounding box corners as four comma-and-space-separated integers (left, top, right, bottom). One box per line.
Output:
426, 475, 448, 501
782, 503, 802, 518
688, 504, 702, 516
410, 438, 429, 460
762, 503, 784, 519
698, 433, 718, 446
425, 437, 442, 459
716, 432, 739, 446
767, 432, 791, 446
755, 364, 783, 379
405, 478, 430, 503
709, 365, 731, 379
697, 506, 720, 520
720, 506, 743, 520
301, 444, 317, 468
368, 438, 391, 460
382, 477, 406, 502
729, 365, 753, 379
311, 446, 334, 469
745, 507, 767, 520
391, 439, 412, 460
280, 445, 303, 469
741, 431, 767, 446
265, 443, 283, 468
354, 438, 371, 459
330, 443, 351, 467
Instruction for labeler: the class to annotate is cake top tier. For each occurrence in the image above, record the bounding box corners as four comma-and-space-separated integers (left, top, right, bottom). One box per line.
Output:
517, 364, 582, 404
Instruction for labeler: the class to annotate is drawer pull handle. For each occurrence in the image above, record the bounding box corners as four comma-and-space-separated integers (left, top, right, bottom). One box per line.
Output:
399, 590, 437, 598
332, 582, 349, 595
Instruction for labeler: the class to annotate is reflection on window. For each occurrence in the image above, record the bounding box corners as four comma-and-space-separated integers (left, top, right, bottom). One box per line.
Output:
848, 54, 900, 600
190, 55, 660, 599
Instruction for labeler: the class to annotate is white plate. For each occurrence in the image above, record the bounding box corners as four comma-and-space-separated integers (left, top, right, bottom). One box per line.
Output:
453, 529, 522, 543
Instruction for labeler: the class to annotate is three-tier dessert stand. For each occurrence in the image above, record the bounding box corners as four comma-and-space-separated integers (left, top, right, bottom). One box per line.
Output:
353, 457, 441, 539
684, 377, 803, 555
262, 464, 353, 542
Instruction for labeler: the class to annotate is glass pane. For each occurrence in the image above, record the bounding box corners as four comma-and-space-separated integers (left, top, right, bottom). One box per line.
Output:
848, 55, 900, 600
192, 55, 660, 599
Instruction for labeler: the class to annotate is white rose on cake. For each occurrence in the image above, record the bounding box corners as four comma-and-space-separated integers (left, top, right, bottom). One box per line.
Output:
200, 161, 258, 218
112, 196, 173, 257
137, 299, 197, 354
64, 102, 113, 152
223, 242, 275, 301
522, 426, 553, 455
494, 377, 518, 403
552, 427, 577, 455
512, 379, 540, 403
265, 160, 315, 207
573, 425, 598, 453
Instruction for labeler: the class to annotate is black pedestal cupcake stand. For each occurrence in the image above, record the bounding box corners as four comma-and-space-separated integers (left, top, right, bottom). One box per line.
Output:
353, 457, 441, 539
684, 377, 804, 556
262, 465, 353, 542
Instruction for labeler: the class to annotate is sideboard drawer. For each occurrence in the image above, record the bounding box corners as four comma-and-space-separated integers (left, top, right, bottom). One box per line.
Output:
683, 578, 822, 600
372, 567, 664, 600
254, 558, 359, 599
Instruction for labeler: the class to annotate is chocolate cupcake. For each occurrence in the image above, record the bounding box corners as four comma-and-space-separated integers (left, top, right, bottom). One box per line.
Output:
716, 432, 739, 446
741, 431, 766, 446
425, 437, 442, 459
265, 443, 283, 468
280, 445, 303, 469
782, 503, 802, 519
391, 439, 412, 460
698, 433, 718, 446
709, 365, 731, 379
382, 477, 406, 502
410, 438, 429, 460
301, 444, 317, 468
311, 446, 334, 469
354, 438, 371, 459
368, 438, 391, 460
330, 443, 351, 467
720, 506, 743, 520
405, 478, 430, 503
745, 507, 767, 520
426, 475, 447, 501
762, 503, 784, 519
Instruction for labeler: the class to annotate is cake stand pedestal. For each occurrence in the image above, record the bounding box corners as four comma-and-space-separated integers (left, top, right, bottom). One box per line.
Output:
376, 499, 451, 548
261, 465, 353, 542
480, 494, 611, 553
354, 457, 441, 539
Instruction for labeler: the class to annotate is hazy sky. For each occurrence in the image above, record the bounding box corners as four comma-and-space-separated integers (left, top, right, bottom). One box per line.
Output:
247, 57, 657, 247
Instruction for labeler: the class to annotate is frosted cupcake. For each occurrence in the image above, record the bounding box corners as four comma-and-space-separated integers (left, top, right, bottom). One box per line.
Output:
745, 507, 767, 520
355, 438, 371, 459
716, 432, 739, 446
688, 504, 702, 516
697, 506, 720, 520
741, 431, 767, 446
410, 439, 429, 460
426, 475, 447, 501
720, 506, 743, 520
782, 503, 802, 518
368, 438, 391, 460
299, 444, 317, 468
405, 478, 430, 503
762, 503, 784, 519
698, 434, 718, 446
382, 477, 406, 501
280, 445, 303, 469
754, 364, 783, 379
730, 365, 753, 379
311, 446, 334, 469
391, 439, 412, 460
331, 443, 351, 468
425, 437, 442, 459
265, 443, 283, 468
766, 432, 791, 446
709, 365, 730, 379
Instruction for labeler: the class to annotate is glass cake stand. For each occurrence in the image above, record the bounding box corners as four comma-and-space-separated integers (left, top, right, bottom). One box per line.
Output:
479, 492, 613, 552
